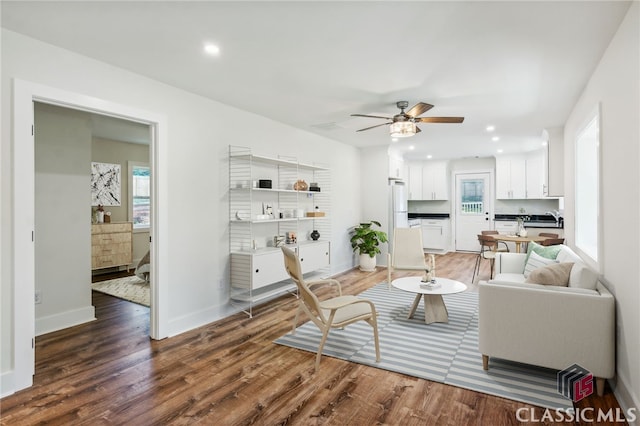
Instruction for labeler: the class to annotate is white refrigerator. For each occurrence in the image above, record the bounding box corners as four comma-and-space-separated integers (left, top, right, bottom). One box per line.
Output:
389, 181, 408, 246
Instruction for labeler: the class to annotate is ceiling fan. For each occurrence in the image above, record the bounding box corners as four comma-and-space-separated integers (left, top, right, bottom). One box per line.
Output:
351, 101, 464, 138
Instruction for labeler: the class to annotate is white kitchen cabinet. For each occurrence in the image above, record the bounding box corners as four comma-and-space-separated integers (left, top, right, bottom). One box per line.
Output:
229, 145, 331, 317
408, 164, 423, 200
421, 219, 449, 251
422, 161, 449, 200
525, 149, 548, 198
496, 156, 526, 199
388, 154, 405, 180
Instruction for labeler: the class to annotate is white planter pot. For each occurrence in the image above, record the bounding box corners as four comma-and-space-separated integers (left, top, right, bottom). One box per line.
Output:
359, 253, 377, 272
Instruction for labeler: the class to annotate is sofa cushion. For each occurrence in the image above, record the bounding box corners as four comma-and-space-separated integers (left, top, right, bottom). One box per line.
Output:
525, 262, 574, 286
491, 273, 527, 284
524, 251, 557, 278
555, 245, 582, 264
568, 262, 599, 290
524, 241, 563, 264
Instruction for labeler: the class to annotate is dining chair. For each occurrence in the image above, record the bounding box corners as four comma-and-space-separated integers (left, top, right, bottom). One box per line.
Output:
540, 237, 565, 246
281, 246, 380, 372
387, 227, 428, 290
481, 230, 510, 252
538, 232, 559, 239
472, 234, 501, 283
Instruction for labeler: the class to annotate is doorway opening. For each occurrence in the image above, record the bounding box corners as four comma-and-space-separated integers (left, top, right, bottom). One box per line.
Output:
12, 79, 167, 393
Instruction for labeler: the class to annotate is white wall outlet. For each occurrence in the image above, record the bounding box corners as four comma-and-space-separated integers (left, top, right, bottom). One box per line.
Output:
34, 290, 42, 304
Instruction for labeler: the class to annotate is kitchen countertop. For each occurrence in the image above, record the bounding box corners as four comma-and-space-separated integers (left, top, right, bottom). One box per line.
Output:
408, 213, 450, 219
494, 214, 563, 229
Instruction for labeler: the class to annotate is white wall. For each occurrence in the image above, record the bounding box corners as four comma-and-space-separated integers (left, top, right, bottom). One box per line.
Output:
1, 29, 362, 393
34, 103, 95, 335
563, 2, 639, 416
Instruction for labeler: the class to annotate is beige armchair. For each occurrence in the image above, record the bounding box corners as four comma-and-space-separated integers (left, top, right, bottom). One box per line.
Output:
387, 227, 428, 289
281, 246, 380, 371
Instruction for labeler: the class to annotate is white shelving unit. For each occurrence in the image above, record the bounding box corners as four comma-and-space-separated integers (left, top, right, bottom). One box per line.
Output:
229, 145, 331, 317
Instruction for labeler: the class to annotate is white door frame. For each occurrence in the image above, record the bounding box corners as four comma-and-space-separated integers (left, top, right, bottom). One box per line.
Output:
12, 79, 169, 392
452, 168, 495, 251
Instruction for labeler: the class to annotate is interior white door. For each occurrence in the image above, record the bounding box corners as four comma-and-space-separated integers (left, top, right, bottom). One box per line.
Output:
455, 172, 493, 251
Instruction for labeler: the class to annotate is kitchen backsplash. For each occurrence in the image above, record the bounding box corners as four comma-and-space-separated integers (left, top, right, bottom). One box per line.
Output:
408, 200, 451, 213
494, 198, 562, 215
409, 198, 562, 216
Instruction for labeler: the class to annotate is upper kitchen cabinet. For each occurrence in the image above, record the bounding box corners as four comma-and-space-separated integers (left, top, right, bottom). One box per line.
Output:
388, 153, 406, 180
407, 161, 449, 200
525, 149, 548, 198
496, 155, 526, 199
422, 161, 449, 200
407, 164, 423, 200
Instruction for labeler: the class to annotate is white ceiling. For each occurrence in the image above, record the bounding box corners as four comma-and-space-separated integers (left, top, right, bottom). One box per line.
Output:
2, 1, 632, 160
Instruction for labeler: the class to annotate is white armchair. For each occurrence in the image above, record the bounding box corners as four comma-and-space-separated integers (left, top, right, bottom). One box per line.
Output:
478, 247, 615, 396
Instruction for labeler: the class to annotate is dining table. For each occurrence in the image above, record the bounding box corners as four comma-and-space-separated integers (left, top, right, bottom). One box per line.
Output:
491, 234, 548, 253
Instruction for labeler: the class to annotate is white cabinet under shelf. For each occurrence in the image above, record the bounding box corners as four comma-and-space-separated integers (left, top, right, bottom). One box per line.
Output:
229, 146, 331, 316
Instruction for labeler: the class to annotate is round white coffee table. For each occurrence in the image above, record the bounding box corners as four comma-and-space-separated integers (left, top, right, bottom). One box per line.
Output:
391, 276, 467, 324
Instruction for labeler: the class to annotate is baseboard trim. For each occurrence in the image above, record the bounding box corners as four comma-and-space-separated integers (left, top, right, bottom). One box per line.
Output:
35, 305, 96, 336
612, 373, 640, 425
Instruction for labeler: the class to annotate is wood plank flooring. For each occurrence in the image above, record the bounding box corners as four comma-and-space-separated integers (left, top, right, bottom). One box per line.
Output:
1, 252, 625, 425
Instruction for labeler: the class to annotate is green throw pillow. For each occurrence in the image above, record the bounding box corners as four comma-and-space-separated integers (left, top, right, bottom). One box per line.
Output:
524, 241, 563, 264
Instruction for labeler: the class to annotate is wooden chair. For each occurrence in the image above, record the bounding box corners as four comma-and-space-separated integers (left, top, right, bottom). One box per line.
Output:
472, 234, 501, 283
539, 232, 559, 239
281, 246, 380, 372
481, 230, 510, 252
540, 237, 565, 246
387, 227, 428, 290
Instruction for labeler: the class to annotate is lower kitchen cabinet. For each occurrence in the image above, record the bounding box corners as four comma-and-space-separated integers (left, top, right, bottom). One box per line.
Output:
421, 219, 449, 251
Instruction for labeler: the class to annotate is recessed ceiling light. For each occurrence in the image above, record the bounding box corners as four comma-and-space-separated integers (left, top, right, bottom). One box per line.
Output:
409, 145, 415, 150
204, 43, 221, 56
541, 141, 548, 146
391, 137, 399, 143
486, 125, 495, 132
497, 149, 504, 153
492, 136, 500, 142
426, 155, 433, 159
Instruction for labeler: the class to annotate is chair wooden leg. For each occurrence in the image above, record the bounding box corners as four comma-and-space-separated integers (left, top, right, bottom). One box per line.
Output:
482, 354, 489, 370
596, 377, 605, 396
315, 326, 332, 372
291, 303, 301, 334
472, 254, 481, 283
368, 316, 381, 363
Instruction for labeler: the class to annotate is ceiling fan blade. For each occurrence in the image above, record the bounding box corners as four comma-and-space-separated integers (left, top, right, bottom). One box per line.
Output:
416, 117, 465, 123
356, 122, 391, 132
406, 102, 434, 117
350, 113, 393, 120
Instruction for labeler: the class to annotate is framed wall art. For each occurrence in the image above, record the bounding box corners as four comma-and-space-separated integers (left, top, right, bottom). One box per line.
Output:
91, 161, 121, 206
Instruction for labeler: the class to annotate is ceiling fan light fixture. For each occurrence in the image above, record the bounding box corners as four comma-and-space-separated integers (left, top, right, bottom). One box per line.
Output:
389, 121, 416, 138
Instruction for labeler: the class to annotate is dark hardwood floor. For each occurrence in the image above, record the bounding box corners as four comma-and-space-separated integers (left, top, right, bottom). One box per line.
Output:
1, 252, 624, 425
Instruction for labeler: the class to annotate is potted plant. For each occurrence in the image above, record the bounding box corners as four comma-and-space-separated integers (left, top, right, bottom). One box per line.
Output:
350, 221, 388, 272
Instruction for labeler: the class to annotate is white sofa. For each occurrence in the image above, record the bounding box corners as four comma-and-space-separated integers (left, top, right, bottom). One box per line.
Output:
478, 244, 615, 396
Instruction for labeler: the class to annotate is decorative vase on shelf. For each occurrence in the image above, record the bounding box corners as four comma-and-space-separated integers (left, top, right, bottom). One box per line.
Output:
310, 230, 320, 241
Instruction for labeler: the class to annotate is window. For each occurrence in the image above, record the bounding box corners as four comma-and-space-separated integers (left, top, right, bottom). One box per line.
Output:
460, 178, 484, 214
574, 111, 599, 263
129, 161, 150, 230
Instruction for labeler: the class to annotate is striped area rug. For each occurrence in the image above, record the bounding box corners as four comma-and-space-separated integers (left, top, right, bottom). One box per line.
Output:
275, 283, 572, 410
